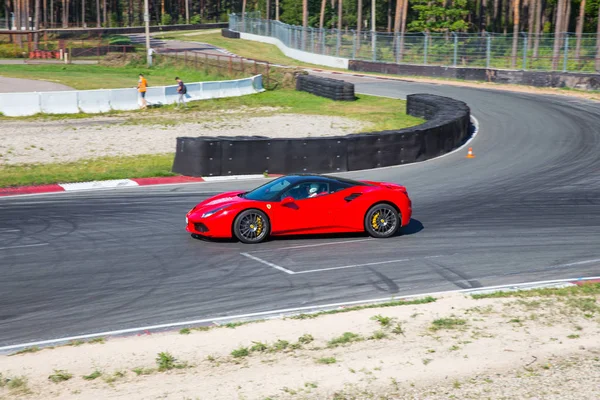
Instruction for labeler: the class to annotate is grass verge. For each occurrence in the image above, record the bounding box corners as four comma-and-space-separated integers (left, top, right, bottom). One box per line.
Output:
0, 154, 175, 188
0, 62, 230, 90
471, 282, 600, 300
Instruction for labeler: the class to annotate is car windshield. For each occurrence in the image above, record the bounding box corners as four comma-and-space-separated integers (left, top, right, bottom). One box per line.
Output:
241, 177, 297, 201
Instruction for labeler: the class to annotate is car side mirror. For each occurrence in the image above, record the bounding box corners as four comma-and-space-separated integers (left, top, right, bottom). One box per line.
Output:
281, 196, 295, 205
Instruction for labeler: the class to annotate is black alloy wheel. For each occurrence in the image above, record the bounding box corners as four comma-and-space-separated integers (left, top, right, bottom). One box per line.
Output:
233, 209, 270, 244
364, 203, 400, 238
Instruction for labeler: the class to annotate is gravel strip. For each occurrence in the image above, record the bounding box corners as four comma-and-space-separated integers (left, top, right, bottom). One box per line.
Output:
0, 113, 369, 165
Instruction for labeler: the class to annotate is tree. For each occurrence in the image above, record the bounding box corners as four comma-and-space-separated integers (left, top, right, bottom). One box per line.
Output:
552, 0, 566, 69
319, 0, 326, 28
596, 2, 600, 71
511, 0, 520, 67
575, 0, 586, 60
357, 0, 363, 45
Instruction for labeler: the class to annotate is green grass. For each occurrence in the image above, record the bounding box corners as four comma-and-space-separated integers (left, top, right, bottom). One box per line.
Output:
82, 370, 102, 380
327, 332, 364, 347
430, 318, 468, 331
231, 346, 250, 358
12, 346, 41, 355
156, 31, 326, 69
471, 283, 600, 299
316, 357, 337, 364
0, 153, 175, 188
289, 296, 436, 320
127, 89, 422, 132
0, 63, 229, 90
48, 370, 73, 383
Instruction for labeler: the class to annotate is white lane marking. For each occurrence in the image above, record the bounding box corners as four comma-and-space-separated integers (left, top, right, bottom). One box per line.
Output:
2, 275, 600, 352
0, 243, 49, 251
0, 229, 20, 233
249, 238, 373, 253
556, 258, 600, 267
240, 252, 296, 275
60, 179, 139, 191
295, 258, 411, 274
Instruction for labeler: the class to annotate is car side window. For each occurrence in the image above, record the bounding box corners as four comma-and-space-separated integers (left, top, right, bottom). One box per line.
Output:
280, 182, 330, 201
328, 181, 352, 193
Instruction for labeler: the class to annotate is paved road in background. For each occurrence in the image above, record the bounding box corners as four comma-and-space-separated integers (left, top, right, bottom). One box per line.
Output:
0, 76, 73, 93
1, 75, 600, 347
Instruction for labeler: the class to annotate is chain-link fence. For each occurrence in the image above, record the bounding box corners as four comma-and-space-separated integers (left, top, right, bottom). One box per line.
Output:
229, 14, 600, 73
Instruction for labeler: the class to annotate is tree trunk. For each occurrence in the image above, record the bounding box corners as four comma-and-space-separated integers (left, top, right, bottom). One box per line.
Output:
574, 0, 585, 60
35, 0, 40, 46
511, 0, 520, 67
393, 0, 402, 59
303, 0, 308, 27
265, 0, 269, 20
103, 0, 106, 25
338, 0, 342, 31
387, 0, 391, 32
276, 0, 279, 20
95, 0, 99, 26
399, 0, 407, 59
595, 3, 600, 71
319, 0, 326, 28
357, 0, 362, 46
533, 0, 541, 57
62, 0, 67, 27
43, 0, 48, 27
552, 0, 565, 69
371, 0, 375, 54
527, 0, 534, 50
82, 0, 86, 27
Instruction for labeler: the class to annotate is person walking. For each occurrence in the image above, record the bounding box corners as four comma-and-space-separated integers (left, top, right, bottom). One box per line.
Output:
175, 76, 187, 109
138, 73, 148, 109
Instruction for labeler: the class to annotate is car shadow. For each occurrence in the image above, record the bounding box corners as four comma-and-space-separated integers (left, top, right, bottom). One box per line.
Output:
190, 218, 424, 244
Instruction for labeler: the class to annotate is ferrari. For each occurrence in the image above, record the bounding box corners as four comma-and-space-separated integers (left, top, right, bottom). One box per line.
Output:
185, 174, 412, 244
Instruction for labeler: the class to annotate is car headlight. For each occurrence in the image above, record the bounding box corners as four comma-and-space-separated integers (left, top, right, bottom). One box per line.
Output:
201, 205, 230, 218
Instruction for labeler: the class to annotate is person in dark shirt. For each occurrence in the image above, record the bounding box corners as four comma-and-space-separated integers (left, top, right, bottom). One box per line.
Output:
175, 77, 187, 109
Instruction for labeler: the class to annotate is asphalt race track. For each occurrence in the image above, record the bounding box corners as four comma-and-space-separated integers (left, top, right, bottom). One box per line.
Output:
1, 76, 600, 347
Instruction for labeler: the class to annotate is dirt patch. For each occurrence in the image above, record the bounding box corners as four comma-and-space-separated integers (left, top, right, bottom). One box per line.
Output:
0, 113, 369, 165
1, 290, 599, 399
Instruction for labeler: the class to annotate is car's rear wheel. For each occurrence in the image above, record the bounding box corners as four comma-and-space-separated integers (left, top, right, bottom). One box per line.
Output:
233, 209, 270, 244
364, 203, 400, 238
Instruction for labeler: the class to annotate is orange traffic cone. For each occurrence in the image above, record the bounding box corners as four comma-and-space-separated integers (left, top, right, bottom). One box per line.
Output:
466, 147, 475, 158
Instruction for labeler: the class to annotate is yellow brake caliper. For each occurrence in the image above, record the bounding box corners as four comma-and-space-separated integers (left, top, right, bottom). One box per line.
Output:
256, 216, 263, 235
371, 212, 380, 229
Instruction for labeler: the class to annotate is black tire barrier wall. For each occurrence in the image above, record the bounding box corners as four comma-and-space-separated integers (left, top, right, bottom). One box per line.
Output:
221, 28, 241, 39
69, 46, 137, 57
296, 75, 356, 101
171, 93, 470, 177
349, 60, 600, 91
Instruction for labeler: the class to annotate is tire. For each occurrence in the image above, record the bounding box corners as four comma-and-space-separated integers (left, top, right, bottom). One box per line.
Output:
233, 209, 270, 244
364, 203, 400, 239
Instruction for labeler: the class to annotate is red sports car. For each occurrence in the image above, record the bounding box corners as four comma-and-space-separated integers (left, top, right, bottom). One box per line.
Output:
186, 174, 412, 244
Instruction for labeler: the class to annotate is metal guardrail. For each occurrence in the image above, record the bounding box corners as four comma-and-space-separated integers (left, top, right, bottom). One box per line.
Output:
229, 14, 600, 73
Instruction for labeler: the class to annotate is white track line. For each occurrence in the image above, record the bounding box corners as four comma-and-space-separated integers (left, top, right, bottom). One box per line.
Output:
248, 238, 373, 253
2, 275, 599, 352
558, 258, 600, 267
240, 252, 296, 274
0, 243, 48, 251
295, 258, 411, 274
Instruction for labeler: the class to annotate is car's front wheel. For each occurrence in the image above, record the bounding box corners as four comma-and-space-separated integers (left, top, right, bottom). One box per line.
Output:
233, 209, 270, 244
364, 203, 400, 238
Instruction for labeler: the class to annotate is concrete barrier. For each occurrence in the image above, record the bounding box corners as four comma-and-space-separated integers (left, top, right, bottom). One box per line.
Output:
239, 32, 349, 69
0, 75, 265, 117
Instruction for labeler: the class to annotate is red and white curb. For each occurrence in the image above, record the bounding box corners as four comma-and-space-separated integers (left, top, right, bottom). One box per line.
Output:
0, 174, 282, 198
0, 276, 599, 353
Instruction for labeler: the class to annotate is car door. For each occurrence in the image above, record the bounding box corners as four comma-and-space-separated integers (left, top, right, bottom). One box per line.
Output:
269, 181, 333, 234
